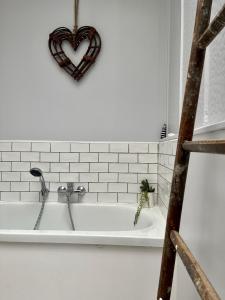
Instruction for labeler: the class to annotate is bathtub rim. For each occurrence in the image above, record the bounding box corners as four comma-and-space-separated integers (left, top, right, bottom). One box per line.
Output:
0, 202, 165, 247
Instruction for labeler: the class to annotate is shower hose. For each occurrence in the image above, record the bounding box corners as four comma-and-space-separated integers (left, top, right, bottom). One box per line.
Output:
33, 194, 75, 230
67, 194, 75, 230
33, 197, 47, 230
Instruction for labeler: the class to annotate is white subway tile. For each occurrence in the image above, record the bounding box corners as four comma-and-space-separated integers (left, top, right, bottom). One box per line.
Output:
118, 193, 137, 203
172, 141, 177, 155
119, 154, 137, 163
21, 192, 40, 202
119, 173, 137, 183
30, 182, 42, 191
41, 153, 59, 162
80, 153, 98, 162
108, 183, 127, 192
12, 142, 31, 151
158, 197, 168, 218
47, 192, 58, 202
0, 182, 10, 191
138, 174, 157, 184
2, 172, 20, 181
158, 165, 173, 183
11, 182, 29, 191
165, 142, 173, 155
99, 173, 118, 182
1, 192, 20, 201
161, 155, 169, 168
110, 143, 128, 153
129, 163, 148, 173
76, 182, 89, 192
0, 142, 11, 151
12, 162, 30, 171
109, 163, 128, 173
90, 163, 108, 172
60, 173, 79, 182
158, 184, 170, 208
148, 143, 158, 153
21, 152, 39, 162
129, 143, 148, 153
44, 173, 60, 182
51, 142, 70, 152
99, 153, 118, 162
158, 143, 164, 154
0, 162, 11, 171
80, 193, 97, 203
89, 183, 107, 192
2, 152, 20, 161
148, 164, 158, 173
90, 143, 109, 152
71, 143, 89, 152
128, 183, 139, 193
151, 184, 158, 193
139, 154, 157, 163
98, 193, 117, 203
32, 142, 50, 152
168, 156, 175, 169
30, 162, 50, 172
21, 172, 39, 182
80, 173, 98, 182
60, 153, 79, 163
51, 163, 69, 172
49, 182, 65, 192
70, 163, 89, 172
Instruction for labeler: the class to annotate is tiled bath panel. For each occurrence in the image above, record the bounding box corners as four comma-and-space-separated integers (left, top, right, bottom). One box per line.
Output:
158, 139, 177, 217
0, 141, 158, 204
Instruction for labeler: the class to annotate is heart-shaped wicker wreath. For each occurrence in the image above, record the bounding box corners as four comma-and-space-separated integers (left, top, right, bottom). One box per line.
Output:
49, 26, 101, 81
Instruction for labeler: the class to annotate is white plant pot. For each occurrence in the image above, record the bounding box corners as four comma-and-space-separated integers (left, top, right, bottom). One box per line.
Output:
147, 192, 154, 208
141, 192, 155, 208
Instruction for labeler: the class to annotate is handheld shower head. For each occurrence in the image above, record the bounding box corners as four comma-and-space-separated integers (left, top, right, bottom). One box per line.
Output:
30, 168, 49, 200
30, 168, 43, 177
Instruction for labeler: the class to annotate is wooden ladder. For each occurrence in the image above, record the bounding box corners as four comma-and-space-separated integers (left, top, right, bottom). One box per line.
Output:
157, 1, 225, 299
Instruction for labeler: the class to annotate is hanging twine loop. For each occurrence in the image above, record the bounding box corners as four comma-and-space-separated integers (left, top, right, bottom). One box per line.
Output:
73, 0, 79, 33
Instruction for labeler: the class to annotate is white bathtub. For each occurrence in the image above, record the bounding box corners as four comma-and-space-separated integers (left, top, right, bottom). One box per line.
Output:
0, 202, 165, 300
0, 202, 165, 247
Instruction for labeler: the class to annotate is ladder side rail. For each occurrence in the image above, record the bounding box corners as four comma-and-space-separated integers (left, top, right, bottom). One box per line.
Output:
170, 231, 221, 300
157, 1, 213, 299
198, 3, 225, 49
183, 140, 225, 154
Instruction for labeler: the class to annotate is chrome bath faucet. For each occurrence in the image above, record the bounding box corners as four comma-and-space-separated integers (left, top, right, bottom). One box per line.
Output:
58, 183, 86, 203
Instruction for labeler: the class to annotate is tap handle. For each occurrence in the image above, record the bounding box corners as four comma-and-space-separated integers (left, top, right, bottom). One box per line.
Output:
58, 186, 67, 193
76, 186, 86, 196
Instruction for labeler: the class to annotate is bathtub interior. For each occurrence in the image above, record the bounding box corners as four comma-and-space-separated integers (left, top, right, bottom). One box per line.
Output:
0, 202, 156, 231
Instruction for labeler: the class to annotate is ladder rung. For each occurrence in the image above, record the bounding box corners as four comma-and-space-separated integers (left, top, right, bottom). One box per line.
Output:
198, 4, 225, 49
182, 140, 225, 154
170, 231, 221, 300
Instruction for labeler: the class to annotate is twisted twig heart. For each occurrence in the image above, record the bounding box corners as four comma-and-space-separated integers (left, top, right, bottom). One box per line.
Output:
49, 26, 101, 81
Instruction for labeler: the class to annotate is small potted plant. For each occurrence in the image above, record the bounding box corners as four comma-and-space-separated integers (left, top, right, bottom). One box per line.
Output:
140, 179, 155, 208
134, 179, 155, 226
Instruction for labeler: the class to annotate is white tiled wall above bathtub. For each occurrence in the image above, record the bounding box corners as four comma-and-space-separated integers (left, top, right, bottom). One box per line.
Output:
0, 141, 158, 203
158, 140, 177, 217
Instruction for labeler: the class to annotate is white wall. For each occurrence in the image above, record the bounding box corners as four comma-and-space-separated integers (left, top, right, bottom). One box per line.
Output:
159, 130, 225, 299
163, 1, 225, 297
176, 129, 225, 299
181, 0, 225, 129
167, 0, 225, 133
167, 0, 181, 134
0, 0, 169, 141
